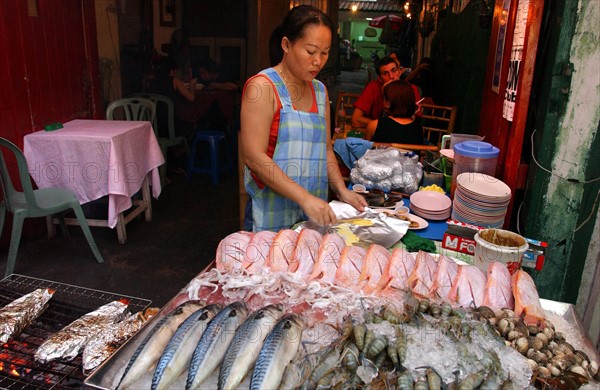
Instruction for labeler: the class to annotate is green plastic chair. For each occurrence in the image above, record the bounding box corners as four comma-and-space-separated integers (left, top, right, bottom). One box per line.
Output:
131, 93, 189, 186
0, 138, 104, 277
106, 97, 156, 122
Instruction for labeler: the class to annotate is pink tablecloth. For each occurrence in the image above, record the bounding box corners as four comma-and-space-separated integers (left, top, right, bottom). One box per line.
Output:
23, 119, 165, 228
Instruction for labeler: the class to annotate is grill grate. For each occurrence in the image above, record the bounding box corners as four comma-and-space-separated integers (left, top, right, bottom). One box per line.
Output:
0, 274, 151, 389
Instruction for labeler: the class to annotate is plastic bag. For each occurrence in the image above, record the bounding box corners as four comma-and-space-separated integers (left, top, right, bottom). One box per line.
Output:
351, 148, 423, 193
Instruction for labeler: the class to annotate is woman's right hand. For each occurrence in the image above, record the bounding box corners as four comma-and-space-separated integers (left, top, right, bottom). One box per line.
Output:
300, 195, 337, 227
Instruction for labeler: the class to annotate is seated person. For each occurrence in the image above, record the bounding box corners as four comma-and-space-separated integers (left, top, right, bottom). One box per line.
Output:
351, 56, 420, 128
195, 57, 239, 91
365, 81, 424, 145
147, 57, 197, 136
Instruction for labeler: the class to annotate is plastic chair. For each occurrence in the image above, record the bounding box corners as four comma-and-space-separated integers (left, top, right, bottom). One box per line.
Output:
0, 138, 103, 277
131, 93, 189, 186
106, 97, 156, 123
186, 130, 233, 186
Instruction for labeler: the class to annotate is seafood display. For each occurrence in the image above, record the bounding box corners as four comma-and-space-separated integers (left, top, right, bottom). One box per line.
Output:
118, 300, 205, 389
86, 229, 599, 389
35, 298, 130, 364
0, 287, 54, 343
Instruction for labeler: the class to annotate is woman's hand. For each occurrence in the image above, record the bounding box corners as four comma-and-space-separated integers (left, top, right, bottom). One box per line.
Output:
337, 188, 368, 212
299, 195, 337, 226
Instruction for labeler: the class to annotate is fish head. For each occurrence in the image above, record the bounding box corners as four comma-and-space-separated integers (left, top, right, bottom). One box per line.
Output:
259, 304, 285, 319
227, 301, 249, 319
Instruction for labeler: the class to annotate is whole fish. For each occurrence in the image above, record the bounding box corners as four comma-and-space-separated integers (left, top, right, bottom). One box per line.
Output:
118, 300, 204, 389
151, 304, 221, 390
35, 299, 129, 364
0, 288, 54, 343
186, 301, 249, 389
250, 314, 304, 390
218, 304, 284, 390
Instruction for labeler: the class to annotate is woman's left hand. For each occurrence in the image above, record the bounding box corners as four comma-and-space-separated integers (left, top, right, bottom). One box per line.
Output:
337, 188, 368, 212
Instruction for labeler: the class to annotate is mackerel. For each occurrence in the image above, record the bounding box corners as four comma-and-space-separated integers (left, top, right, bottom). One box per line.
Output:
250, 314, 304, 390
186, 301, 248, 389
151, 304, 222, 390
118, 300, 204, 389
218, 304, 284, 390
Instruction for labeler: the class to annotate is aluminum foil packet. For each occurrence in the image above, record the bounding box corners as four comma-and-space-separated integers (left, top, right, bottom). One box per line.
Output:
303, 201, 409, 248
82, 311, 148, 375
0, 288, 55, 343
35, 299, 129, 364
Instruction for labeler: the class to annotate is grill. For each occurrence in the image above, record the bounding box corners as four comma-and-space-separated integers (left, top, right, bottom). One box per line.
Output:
0, 274, 151, 390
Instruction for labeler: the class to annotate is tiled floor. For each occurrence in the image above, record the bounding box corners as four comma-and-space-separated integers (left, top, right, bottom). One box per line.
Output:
0, 70, 367, 308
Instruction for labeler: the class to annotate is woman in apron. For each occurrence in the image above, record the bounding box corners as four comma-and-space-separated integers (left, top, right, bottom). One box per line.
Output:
241, 5, 367, 232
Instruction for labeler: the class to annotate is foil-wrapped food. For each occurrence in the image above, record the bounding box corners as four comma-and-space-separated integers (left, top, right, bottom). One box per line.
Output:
0, 287, 55, 343
35, 299, 130, 364
82, 308, 159, 375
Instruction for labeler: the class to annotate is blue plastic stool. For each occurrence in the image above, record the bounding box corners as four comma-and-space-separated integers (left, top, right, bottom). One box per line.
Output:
186, 130, 233, 186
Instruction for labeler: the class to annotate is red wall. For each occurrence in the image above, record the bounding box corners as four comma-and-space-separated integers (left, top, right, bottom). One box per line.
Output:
0, 0, 101, 243
0, 0, 101, 148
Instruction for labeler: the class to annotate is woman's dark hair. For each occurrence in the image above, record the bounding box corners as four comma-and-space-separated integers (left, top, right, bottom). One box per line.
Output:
269, 25, 284, 66
278, 5, 334, 49
384, 81, 416, 118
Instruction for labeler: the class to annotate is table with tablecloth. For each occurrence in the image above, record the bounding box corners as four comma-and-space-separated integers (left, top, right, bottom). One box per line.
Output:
23, 119, 165, 243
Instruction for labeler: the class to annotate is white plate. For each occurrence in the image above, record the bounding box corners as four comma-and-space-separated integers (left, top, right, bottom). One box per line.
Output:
407, 213, 429, 230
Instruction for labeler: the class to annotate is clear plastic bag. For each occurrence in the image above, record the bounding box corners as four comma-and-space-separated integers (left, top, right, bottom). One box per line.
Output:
351, 148, 423, 193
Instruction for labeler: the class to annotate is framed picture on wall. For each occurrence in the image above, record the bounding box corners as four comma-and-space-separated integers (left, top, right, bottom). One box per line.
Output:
160, 0, 175, 27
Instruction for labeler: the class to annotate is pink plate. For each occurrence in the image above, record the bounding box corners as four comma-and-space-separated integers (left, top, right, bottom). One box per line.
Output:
410, 191, 452, 212
456, 173, 511, 199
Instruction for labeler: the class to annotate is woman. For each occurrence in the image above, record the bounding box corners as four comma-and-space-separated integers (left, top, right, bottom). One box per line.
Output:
365, 80, 424, 145
241, 5, 367, 232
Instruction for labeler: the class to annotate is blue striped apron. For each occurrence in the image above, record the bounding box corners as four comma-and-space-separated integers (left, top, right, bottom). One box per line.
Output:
244, 68, 329, 232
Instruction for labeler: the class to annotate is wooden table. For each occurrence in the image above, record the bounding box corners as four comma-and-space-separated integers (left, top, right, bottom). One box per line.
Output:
23, 119, 165, 244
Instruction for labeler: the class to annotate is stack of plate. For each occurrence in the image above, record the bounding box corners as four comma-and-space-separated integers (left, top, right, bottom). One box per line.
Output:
409, 191, 452, 220
452, 172, 512, 228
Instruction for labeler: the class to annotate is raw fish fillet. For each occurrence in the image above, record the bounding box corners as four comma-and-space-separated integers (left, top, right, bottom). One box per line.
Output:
447, 265, 487, 308
407, 251, 438, 298
215, 231, 253, 272
483, 262, 514, 310
376, 247, 416, 291
310, 233, 346, 283
358, 244, 391, 294
289, 229, 323, 276
335, 246, 366, 289
243, 231, 277, 273
512, 269, 545, 325
267, 229, 299, 272
428, 255, 458, 300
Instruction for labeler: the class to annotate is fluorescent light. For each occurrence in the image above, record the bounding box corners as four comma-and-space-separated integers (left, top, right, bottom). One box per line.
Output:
366, 18, 373, 21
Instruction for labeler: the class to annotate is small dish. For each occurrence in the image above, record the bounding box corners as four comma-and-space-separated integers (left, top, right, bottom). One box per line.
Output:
394, 205, 409, 215
406, 213, 429, 230
352, 183, 367, 193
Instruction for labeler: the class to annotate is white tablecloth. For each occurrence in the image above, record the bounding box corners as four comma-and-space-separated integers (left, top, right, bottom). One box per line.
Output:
24, 119, 165, 228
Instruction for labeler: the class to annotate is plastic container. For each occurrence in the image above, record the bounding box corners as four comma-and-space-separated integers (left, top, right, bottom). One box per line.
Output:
474, 228, 528, 274
451, 141, 499, 197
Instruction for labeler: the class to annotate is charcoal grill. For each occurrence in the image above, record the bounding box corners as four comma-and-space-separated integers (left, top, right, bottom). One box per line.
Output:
0, 274, 151, 390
